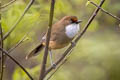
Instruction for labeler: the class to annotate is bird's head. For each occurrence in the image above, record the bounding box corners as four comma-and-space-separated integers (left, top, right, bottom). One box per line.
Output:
61, 16, 82, 25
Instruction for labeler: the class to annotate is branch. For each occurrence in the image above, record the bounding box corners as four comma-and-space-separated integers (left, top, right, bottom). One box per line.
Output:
0, 0, 17, 9
0, 26, 32, 80
0, 3, 4, 78
3, 0, 34, 40
0, 33, 29, 79
0, 21, 4, 80
39, 0, 55, 80
0, 48, 33, 80
44, 0, 105, 77
1, 32, 29, 65
88, 0, 120, 21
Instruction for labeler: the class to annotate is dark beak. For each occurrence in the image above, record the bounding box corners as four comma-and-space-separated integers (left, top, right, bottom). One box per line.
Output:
76, 20, 82, 24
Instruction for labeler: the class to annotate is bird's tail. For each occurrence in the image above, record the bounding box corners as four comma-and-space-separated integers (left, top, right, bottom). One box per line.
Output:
26, 43, 44, 59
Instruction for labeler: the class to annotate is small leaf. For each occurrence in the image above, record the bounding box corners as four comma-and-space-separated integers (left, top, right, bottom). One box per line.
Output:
86, 1, 90, 6
23, 37, 30, 42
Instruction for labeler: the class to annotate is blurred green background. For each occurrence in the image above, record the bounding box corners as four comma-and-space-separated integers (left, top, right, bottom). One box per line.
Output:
1, 0, 120, 80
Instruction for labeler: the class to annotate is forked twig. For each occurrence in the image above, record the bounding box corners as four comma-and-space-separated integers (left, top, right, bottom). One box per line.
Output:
0, 48, 33, 80
44, 0, 105, 77
88, 0, 120, 21
39, 0, 55, 80
0, 1, 34, 79
0, 0, 17, 9
3, 0, 34, 40
0, 30, 31, 79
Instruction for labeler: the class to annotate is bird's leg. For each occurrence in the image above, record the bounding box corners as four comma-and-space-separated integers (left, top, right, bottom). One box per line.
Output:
49, 50, 56, 68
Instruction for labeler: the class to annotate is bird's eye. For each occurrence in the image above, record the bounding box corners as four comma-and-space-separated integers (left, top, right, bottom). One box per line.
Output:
70, 19, 73, 23
71, 18, 77, 23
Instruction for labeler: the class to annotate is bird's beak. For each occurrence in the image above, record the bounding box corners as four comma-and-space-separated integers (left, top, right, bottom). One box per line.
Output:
76, 20, 82, 24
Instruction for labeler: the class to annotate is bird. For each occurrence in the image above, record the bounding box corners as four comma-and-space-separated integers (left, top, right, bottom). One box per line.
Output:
26, 16, 82, 66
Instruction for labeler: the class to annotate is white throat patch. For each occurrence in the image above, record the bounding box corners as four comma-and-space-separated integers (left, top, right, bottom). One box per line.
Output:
65, 23, 80, 38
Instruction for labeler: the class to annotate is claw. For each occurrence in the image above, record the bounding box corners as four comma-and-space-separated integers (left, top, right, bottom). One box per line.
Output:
52, 63, 56, 69
71, 42, 76, 47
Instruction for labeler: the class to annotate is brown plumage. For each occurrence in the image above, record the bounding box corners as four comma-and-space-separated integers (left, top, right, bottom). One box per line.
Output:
26, 16, 82, 59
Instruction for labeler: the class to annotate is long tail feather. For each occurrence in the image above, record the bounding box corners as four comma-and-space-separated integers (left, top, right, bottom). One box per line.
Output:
26, 44, 44, 59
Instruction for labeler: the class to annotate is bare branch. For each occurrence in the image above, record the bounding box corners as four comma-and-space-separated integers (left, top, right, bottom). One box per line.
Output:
88, 0, 120, 21
0, 48, 33, 80
39, 0, 55, 80
3, 0, 34, 40
0, 2, 5, 78
44, 0, 105, 77
0, 33, 29, 79
0, 0, 17, 9
0, 26, 32, 80
0, 18, 5, 80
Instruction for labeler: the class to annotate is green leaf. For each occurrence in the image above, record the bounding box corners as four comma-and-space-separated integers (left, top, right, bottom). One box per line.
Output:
12, 67, 28, 80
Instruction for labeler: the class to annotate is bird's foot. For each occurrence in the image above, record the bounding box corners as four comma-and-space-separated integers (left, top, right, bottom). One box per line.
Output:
52, 63, 56, 69
71, 42, 76, 47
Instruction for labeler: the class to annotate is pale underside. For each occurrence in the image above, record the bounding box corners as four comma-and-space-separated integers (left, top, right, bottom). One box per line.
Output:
65, 23, 80, 38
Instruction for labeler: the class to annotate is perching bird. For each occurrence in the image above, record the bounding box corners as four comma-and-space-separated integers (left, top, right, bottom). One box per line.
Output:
26, 16, 82, 65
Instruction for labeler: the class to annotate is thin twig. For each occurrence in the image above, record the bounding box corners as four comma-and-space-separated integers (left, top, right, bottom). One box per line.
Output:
0, 0, 17, 9
46, 59, 67, 80
88, 0, 120, 21
0, 30, 31, 79
0, 48, 33, 80
1, 32, 29, 65
44, 0, 105, 77
0, 19, 4, 80
39, 0, 55, 80
3, 0, 34, 40
8, 32, 29, 53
